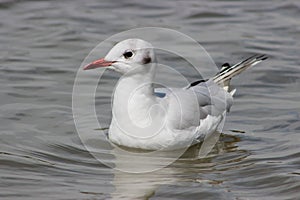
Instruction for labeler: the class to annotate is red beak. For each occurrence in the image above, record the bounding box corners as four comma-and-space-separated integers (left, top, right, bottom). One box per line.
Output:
83, 58, 114, 70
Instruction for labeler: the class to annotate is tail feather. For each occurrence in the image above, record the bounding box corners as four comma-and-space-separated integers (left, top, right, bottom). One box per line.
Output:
213, 54, 267, 92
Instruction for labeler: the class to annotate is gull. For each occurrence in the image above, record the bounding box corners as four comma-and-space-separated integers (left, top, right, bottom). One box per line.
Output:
84, 39, 267, 150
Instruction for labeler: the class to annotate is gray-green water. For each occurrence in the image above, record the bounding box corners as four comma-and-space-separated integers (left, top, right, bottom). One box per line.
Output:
1, 0, 300, 199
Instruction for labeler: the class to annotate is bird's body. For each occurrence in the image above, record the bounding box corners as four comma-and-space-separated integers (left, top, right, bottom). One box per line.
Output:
84, 39, 267, 150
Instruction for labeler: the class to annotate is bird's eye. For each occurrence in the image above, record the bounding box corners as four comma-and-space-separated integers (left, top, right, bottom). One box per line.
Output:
123, 51, 133, 59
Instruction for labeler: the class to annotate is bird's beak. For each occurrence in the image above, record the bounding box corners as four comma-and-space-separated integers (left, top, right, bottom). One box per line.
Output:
83, 58, 114, 70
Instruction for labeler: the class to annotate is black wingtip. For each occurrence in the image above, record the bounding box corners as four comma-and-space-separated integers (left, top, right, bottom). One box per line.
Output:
189, 79, 206, 87
221, 63, 231, 68
256, 54, 268, 61
219, 63, 231, 73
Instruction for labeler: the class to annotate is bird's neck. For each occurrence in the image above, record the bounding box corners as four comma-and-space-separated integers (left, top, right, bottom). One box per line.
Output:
114, 65, 156, 98
113, 71, 155, 107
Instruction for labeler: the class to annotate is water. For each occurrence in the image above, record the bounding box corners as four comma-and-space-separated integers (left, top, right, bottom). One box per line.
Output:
1, 0, 300, 199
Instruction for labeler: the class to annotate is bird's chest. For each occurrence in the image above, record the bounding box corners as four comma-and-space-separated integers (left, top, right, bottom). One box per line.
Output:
112, 86, 166, 128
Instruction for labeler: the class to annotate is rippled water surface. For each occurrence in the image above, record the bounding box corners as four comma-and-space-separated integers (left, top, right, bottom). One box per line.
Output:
1, 0, 300, 199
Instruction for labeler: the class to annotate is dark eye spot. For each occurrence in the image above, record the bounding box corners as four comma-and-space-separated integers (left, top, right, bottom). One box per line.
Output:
142, 56, 151, 64
123, 51, 133, 59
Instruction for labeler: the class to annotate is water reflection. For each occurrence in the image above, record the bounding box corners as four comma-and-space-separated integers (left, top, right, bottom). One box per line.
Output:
110, 134, 247, 199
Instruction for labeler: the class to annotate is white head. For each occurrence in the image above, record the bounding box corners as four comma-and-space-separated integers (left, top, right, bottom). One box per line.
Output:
84, 39, 156, 74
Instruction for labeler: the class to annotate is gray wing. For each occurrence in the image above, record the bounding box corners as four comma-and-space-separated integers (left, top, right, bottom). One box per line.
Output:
188, 79, 234, 118
154, 83, 211, 107
154, 79, 233, 123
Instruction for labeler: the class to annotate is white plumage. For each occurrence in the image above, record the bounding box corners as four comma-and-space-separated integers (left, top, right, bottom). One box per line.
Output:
84, 39, 267, 150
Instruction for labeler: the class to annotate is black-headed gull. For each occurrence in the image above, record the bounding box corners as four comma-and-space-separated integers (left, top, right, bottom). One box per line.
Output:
84, 39, 267, 150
